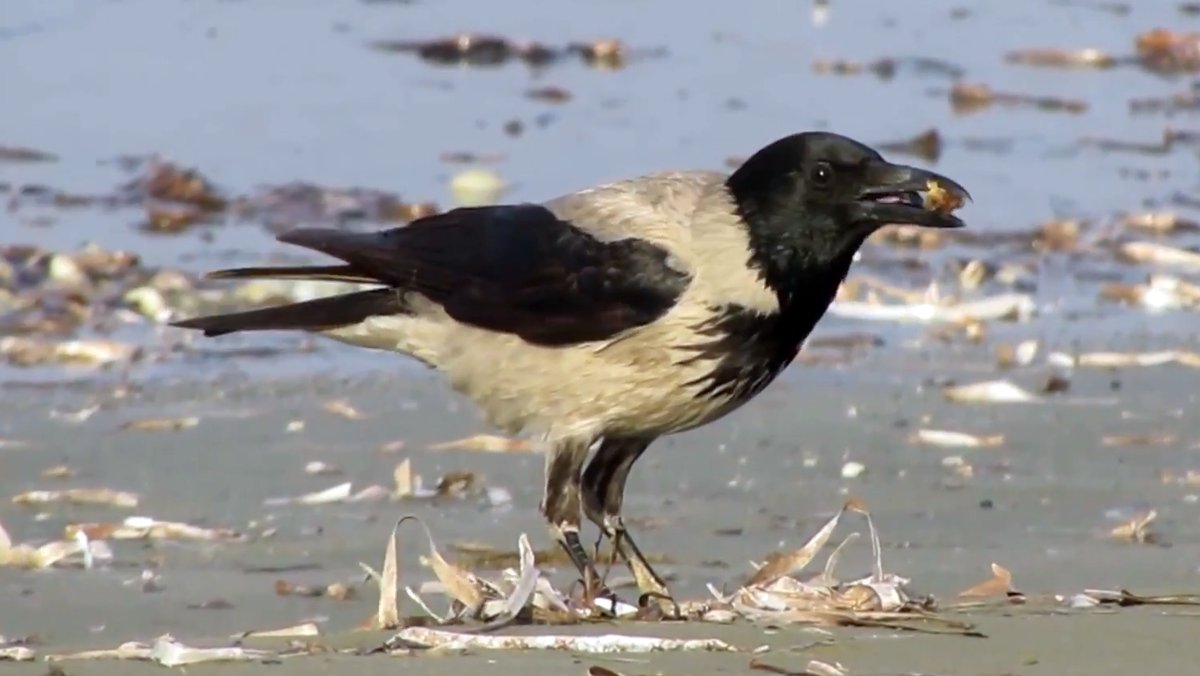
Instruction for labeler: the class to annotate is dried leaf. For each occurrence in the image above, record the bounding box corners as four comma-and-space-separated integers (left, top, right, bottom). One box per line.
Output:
813, 532, 859, 587
744, 504, 845, 587
429, 434, 533, 453
65, 516, 242, 542
358, 516, 402, 630
1006, 47, 1116, 68
264, 482, 353, 506
1160, 469, 1200, 485
394, 459, 415, 498
479, 533, 539, 623
1109, 510, 1158, 544
803, 660, 850, 676
0, 646, 35, 661
322, 399, 366, 419
436, 470, 480, 497
304, 461, 341, 476
152, 635, 277, 666
909, 429, 1005, 448
0, 145, 58, 163
408, 515, 487, 613
120, 417, 199, 432
1102, 434, 1176, 448
844, 498, 885, 583
995, 339, 1039, 369
1049, 350, 1200, 369
41, 465, 76, 479
0, 337, 141, 367
45, 642, 153, 662
943, 380, 1040, 404
12, 488, 139, 509
1119, 241, 1200, 269
0, 520, 111, 570
379, 439, 406, 453
957, 563, 1014, 597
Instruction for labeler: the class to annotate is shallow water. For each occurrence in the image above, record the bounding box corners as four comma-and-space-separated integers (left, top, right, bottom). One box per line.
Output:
5, 0, 1196, 249
6, 0, 1200, 383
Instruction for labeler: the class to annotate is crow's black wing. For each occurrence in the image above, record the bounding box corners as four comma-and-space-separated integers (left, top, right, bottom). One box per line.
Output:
271, 204, 693, 346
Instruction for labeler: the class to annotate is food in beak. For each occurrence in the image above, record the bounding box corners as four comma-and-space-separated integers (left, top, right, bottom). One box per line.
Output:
924, 179, 965, 216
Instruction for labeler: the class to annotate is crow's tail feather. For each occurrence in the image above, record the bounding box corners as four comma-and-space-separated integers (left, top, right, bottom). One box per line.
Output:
170, 289, 402, 338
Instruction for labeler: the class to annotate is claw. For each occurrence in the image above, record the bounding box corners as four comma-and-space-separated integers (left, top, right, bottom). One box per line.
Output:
605, 520, 674, 613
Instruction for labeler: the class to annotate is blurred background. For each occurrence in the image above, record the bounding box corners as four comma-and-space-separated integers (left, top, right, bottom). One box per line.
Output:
3, 0, 1200, 383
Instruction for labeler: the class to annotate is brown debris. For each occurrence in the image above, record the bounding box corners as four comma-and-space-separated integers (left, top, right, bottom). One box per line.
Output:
370, 34, 652, 71
429, 434, 533, 453
1117, 241, 1200, 269
1121, 212, 1198, 234
1136, 29, 1200, 73
0, 645, 36, 661
1034, 219, 1082, 252
0, 145, 58, 163
1006, 47, 1117, 68
41, 465, 76, 480
65, 517, 243, 542
1102, 434, 1176, 448
1161, 469, 1200, 485
44, 635, 277, 666
909, 429, 1004, 448
743, 503, 846, 588
322, 399, 366, 419
943, 379, 1040, 404
140, 204, 207, 234
1130, 89, 1200, 115
526, 86, 573, 104
1109, 510, 1160, 544
950, 82, 1087, 115
812, 56, 964, 80
1100, 275, 1200, 310
12, 488, 139, 509
1, 517, 111, 570
274, 580, 358, 601
0, 337, 141, 368
956, 563, 1018, 598
137, 160, 228, 211
876, 128, 942, 163
120, 417, 199, 432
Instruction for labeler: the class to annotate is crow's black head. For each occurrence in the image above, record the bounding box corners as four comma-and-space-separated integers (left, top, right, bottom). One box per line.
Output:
726, 131, 970, 297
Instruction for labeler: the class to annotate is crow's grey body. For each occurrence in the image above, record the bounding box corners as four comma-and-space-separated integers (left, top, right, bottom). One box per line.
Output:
317, 170, 801, 444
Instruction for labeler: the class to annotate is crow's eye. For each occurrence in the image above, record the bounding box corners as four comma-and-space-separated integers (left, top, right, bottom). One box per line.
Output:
810, 161, 834, 188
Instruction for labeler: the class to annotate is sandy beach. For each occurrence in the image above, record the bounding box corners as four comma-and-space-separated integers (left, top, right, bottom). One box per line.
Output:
5, 0, 1200, 673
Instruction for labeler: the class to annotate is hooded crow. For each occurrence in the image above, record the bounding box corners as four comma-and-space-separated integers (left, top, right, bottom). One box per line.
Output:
171, 131, 969, 611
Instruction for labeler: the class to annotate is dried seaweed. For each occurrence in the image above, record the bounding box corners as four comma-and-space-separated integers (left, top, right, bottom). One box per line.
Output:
368, 34, 664, 71
45, 635, 279, 666
0, 518, 111, 570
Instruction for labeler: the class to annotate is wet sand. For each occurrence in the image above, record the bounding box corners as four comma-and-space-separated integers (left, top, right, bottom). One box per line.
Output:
4, 342, 1200, 674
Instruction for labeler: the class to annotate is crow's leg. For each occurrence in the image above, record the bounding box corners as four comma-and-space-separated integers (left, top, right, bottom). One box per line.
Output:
542, 436, 619, 607
581, 437, 674, 609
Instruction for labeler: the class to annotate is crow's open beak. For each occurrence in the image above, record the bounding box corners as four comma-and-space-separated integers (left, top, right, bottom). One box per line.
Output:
853, 160, 971, 229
